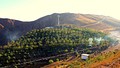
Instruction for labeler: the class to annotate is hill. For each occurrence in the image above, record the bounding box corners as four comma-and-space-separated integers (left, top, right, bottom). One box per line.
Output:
0, 27, 111, 67
0, 13, 120, 45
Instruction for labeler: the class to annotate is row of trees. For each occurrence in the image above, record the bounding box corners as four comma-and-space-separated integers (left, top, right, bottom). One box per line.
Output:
0, 26, 111, 67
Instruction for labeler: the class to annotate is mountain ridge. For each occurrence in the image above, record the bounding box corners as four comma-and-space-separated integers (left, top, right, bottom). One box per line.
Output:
0, 13, 120, 45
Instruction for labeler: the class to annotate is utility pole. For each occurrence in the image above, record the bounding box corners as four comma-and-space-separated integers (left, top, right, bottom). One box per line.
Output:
57, 15, 60, 26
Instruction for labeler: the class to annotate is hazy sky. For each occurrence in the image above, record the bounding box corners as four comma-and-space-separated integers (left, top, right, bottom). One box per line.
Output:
0, 0, 120, 21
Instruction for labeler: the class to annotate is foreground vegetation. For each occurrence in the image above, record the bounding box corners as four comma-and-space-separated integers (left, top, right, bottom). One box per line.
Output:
63, 49, 120, 68
0, 26, 111, 67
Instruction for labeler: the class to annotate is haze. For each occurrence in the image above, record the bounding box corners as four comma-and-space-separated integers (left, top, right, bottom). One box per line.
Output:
0, 0, 120, 21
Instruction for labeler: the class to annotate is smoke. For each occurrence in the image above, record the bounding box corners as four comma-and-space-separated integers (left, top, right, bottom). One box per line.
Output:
104, 30, 120, 46
88, 38, 93, 46
109, 31, 120, 42
8, 33, 18, 41
88, 37, 103, 46
4, 30, 20, 41
94, 37, 102, 45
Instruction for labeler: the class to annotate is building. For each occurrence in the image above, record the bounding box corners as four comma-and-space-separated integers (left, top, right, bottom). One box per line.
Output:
81, 54, 89, 60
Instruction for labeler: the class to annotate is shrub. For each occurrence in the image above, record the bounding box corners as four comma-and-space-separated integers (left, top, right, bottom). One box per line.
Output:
56, 58, 59, 61
49, 59, 54, 64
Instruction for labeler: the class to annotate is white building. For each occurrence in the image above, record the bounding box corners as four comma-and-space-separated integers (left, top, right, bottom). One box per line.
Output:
81, 54, 89, 60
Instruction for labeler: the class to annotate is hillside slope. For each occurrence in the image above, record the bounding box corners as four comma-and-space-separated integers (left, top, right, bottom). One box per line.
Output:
43, 44, 120, 68
88, 49, 120, 68
0, 13, 120, 45
0, 27, 110, 67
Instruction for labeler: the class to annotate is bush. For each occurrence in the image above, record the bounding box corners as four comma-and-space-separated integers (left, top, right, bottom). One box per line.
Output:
49, 59, 54, 64
56, 58, 59, 61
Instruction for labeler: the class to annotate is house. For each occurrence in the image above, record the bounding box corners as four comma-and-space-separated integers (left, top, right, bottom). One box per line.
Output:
81, 54, 89, 60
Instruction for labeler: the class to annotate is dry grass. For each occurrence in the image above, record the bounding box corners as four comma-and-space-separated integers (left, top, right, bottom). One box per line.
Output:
43, 49, 120, 68
76, 15, 96, 24
89, 50, 120, 68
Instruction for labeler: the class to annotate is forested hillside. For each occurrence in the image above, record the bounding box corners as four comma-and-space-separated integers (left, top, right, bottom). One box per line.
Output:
0, 26, 111, 67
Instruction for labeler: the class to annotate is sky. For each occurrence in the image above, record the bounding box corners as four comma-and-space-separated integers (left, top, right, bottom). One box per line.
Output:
0, 0, 120, 21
